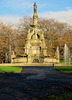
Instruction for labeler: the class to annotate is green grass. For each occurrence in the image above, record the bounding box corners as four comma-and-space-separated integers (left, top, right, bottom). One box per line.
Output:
60, 59, 72, 64
71, 59, 72, 64
33, 93, 72, 100
60, 60, 64, 64
0, 66, 22, 73
55, 66, 72, 73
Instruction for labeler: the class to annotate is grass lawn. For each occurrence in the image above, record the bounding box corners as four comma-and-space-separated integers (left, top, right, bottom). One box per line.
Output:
71, 59, 72, 64
0, 66, 22, 73
60, 60, 64, 64
33, 93, 72, 100
60, 59, 72, 64
55, 66, 72, 73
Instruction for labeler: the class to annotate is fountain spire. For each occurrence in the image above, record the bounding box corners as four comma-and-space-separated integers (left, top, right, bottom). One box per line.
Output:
32, 2, 38, 26
30, 2, 39, 39
34, 2, 37, 13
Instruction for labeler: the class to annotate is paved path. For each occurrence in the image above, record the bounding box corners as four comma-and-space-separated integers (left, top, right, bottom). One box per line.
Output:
0, 66, 72, 100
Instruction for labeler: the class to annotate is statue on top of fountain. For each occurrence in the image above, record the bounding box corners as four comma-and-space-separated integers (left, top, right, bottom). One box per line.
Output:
34, 2, 37, 13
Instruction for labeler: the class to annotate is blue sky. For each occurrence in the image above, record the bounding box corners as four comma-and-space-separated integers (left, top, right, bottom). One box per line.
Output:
0, 0, 72, 26
0, 0, 72, 16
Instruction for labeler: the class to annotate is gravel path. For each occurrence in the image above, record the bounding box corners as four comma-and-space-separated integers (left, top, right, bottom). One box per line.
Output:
0, 66, 72, 100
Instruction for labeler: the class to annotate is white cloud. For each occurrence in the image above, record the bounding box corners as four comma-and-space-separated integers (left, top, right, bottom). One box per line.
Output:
0, 16, 21, 28
0, 10, 72, 29
38, 10, 72, 25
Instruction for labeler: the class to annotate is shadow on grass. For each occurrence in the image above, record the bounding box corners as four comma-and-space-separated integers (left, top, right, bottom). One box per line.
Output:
55, 66, 72, 73
33, 93, 72, 100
